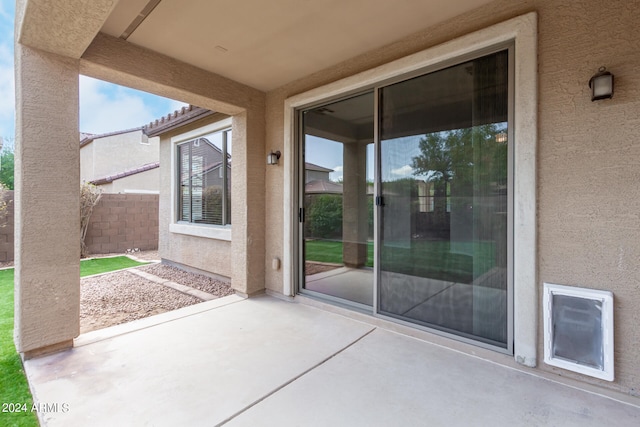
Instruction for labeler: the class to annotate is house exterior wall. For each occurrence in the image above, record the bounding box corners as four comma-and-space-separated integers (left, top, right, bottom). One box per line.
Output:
81, 131, 160, 193
16, 0, 638, 398
80, 141, 94, 184
96, 168, 160, 194
306, 169, 330, 183
81, 34, 266, 296
92, 132, 158, 178
263, 0, 640, 396
158, 115, 233, 280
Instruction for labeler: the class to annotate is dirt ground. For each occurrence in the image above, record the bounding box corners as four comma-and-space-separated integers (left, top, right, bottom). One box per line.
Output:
10, 252, 339, 334
79, 251, 234, 333
305, 262, 341, 276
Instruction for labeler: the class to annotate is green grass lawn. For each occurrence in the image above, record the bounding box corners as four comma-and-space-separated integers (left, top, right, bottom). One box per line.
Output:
305, 239, 495, 283
0, 268, 39, 427
80, 256, 149, 277
0, 255, 149, 426
305, 240, 374, 267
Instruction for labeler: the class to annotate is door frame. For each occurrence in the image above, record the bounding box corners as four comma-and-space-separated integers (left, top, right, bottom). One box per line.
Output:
295, 89, 376, 312
283, 12, 537, 364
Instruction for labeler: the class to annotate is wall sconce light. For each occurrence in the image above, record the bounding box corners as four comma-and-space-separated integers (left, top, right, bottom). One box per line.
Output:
267, 150, 281, 165
589, 66, 614, 101
495, 132, 507, 144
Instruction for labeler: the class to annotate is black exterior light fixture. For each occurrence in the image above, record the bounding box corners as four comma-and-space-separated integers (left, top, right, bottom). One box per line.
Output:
267, 150, 281, 165
589, 66, 614, 101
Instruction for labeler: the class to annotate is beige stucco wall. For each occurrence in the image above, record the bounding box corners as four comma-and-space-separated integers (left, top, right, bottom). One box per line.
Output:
14, 43, 80, 354
80, 130, 160, 192
96, 168, 160, 194
16, 0, 638, 396
263, 0, 640, 396
79, 141, 94, 183
80, 34, 267, 295
93, 132, 158, 178
158, 114, 233, 280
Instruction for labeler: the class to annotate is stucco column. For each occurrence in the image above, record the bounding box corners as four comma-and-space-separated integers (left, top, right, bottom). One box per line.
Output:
14, 44, 80, 357
231, 108, 266, 295
342, 141, 368, 268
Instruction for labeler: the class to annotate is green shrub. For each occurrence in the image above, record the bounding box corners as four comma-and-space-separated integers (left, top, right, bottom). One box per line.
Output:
307, 194, 343, 239
203, 185, 223, 225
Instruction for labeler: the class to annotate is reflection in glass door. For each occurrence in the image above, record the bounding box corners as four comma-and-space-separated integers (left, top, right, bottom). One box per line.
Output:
300, 92, 374, 307
297, 48, 512, 350
378, 49, 511, 348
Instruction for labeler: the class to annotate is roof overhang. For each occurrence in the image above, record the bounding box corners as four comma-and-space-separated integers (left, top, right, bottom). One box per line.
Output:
18, 0, 496, 92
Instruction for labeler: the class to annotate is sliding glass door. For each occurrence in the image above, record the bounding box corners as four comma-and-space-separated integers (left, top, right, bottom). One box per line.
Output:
298, 47, 512, 350
300, 92, 375, 307
377, 49, 511, 348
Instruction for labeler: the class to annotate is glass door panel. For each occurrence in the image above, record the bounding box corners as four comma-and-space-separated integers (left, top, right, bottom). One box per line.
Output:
378, 50, 510, 347
301, 92, 375, 307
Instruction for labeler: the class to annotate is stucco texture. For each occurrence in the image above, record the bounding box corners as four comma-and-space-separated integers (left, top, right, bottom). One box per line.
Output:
81, 34, 267, 295
14, 44, 81, 353
157, 116, 233, 280
263, 0, 640, 395
81, 131, 159, 182
16, 0, 639, 397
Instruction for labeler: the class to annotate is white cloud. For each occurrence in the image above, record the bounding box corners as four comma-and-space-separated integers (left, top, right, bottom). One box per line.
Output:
329, 165, 344, 181
79, 76, 188, 135
0, 4, 188, 140
391, 165, 414, 177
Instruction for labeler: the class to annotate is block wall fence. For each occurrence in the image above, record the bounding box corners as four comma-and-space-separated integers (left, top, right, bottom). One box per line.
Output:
0, 191, 14, 262
0, 192, 159, 262
84, 193, 159, 254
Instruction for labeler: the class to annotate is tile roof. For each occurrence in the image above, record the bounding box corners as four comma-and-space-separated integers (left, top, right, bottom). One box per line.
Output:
305, 180, 343, 194
80, 127, 145, 147
80, 105, 217, 146
305, 162, 334, 173
89, 162, 160, 186
144, 105, 217, 137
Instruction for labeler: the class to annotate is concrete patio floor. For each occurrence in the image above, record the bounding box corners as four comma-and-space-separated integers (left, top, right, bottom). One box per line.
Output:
24, 295, 640, 426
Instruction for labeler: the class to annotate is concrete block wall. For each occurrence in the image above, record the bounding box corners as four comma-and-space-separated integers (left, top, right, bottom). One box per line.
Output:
84, 193, 159, 254
0, 190, 14, 262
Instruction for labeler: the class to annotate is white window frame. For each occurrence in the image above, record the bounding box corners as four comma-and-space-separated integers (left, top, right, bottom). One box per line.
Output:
170, 117, 233, 241
283, 13, 537, 365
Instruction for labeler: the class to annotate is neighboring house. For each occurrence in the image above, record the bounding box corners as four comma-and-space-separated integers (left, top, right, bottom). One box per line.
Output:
80, 105, 214, 194
80, 127, 159, 193
304, 163, 342, 194
13, 0, 640, 404
304, 162, 332, 183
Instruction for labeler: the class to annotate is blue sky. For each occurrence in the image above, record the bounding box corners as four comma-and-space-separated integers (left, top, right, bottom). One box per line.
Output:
0, 3, 418, 182
0, 2, 186, 144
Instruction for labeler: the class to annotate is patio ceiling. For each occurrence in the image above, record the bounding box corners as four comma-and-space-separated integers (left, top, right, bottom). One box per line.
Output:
99, 0, 494, 91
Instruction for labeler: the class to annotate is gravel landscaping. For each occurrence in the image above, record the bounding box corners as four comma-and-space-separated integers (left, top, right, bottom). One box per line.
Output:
138, 263, 235, 297
80, 252, 234, 333
80, 270, 202, 333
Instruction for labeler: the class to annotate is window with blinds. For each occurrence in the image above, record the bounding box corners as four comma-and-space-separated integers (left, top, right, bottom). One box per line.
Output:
178, 128, 232, 225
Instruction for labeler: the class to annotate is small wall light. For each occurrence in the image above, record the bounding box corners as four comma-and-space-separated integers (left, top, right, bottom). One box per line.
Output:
589, 66, 614, 101
495, 132, 507, 144
267, 150, 281, 165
